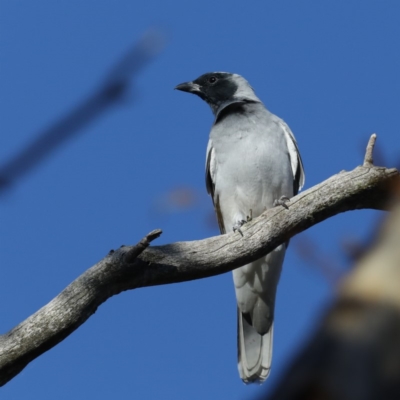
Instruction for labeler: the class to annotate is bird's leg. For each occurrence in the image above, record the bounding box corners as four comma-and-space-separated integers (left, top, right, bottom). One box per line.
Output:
273, 196, 290, 210
233, 209, 253, 236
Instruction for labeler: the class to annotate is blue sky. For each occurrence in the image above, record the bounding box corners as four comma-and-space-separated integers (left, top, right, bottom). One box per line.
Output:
1, 1, 399, 399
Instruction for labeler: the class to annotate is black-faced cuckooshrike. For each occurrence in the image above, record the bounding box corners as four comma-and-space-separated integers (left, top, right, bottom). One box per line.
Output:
176, 72, 305, 383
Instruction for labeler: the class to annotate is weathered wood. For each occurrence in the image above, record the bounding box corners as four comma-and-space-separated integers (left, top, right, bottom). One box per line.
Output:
0, 135, 399, 387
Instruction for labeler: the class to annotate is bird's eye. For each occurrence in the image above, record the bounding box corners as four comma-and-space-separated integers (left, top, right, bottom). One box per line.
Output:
208, 76, 217, 84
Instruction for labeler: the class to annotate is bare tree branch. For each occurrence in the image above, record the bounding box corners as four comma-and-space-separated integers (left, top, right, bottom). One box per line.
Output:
0, 136, 399, 386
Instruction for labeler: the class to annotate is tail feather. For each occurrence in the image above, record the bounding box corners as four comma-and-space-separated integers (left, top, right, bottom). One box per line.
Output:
238, 309, 274, 384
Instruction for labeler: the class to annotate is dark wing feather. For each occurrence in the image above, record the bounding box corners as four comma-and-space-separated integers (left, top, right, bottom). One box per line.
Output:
293, 149, 304, 196
206, 144, 226, 234
279, 121, 305, 196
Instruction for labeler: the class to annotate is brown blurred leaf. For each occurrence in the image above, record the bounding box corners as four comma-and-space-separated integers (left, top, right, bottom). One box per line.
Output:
153, 186, 200, 214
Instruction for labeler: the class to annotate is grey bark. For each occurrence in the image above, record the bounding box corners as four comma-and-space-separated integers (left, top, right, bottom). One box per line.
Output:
0, 135, 399, 387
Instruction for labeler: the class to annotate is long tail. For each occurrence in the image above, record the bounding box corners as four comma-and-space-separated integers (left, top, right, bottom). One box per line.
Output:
237, 309, 274, 383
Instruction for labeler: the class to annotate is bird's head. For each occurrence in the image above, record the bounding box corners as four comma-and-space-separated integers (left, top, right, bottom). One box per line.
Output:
175, 72, 260, 115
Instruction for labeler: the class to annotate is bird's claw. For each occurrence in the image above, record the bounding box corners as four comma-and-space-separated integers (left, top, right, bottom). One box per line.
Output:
273, 196, 290, 210
233, 210, 253, 236
233, 220, 246, 236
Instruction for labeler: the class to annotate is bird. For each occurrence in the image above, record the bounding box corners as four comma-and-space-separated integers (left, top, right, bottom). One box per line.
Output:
175, 72, 305, 383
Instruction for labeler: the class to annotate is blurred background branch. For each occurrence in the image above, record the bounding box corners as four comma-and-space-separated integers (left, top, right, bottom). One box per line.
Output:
0, 29, 165, 194
261, 180, 400, 400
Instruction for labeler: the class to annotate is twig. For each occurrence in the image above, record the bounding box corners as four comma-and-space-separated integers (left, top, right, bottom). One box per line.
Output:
364, 133, 377, 167
124, 229, 163, 263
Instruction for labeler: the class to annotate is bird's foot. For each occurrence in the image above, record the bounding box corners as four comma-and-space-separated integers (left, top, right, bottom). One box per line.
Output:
233, 220, 246, 236
233, 210, 253, 236
273, 196, 290, 210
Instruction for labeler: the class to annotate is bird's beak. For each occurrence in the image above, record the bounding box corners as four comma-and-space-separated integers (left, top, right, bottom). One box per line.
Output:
174, 81, 201, 93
